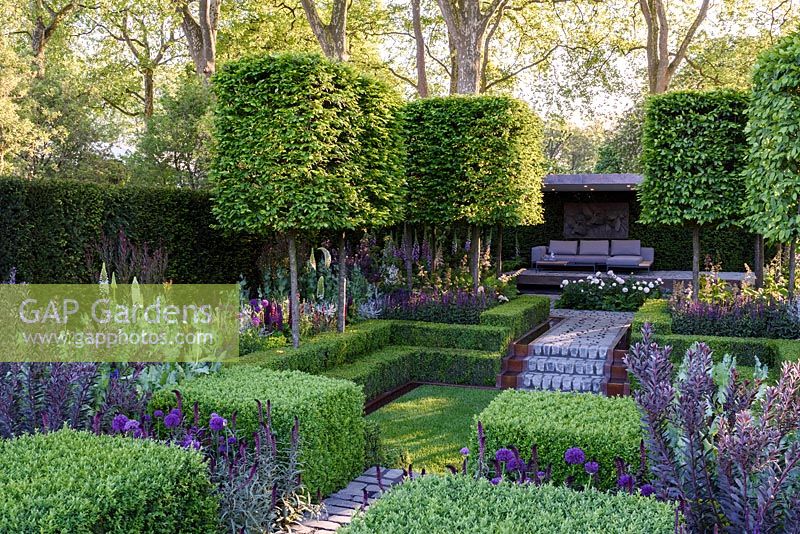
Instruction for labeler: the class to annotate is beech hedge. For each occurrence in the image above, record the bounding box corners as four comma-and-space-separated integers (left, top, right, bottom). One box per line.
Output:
0, 429, 219, 533
341, 476, 675, 534
150, 368, 365, 497
476, 389, 642, 491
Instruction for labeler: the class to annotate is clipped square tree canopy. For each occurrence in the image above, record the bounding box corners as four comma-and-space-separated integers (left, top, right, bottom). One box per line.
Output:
744, 31, 800, 243
639, 90, 749, 228
403, 95, 546, 228
210, 52, 406, 235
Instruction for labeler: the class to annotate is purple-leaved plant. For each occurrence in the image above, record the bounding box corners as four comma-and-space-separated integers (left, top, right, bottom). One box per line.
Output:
626, 323, 800, 533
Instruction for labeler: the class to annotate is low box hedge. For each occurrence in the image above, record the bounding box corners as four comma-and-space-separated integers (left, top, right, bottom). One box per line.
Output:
0, 429, 219, 533
476, 389, 642, 491
389, 321, 510, 353
341, 476, 674, 534
150, 367, 365, 497
479, 295, 551, 339
631, 299, 791, 368
323, 346, 499, 401
237, 320, 394, 372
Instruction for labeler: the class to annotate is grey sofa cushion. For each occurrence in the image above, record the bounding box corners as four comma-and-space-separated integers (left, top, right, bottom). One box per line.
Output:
579, 240, 609, 255
549, 240, 578, 255
606, 255, 644, 267
611, 240, 641, 256
554, 255, 608, 264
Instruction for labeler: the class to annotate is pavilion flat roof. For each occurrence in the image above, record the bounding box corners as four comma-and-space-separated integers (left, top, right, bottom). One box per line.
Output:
543, 173, 643, 192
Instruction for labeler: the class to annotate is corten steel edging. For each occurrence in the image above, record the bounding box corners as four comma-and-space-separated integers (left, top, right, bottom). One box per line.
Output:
601, 325, 632, 397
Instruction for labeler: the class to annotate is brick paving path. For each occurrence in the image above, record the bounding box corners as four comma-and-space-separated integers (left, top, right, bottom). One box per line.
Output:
295, 466, 405, 533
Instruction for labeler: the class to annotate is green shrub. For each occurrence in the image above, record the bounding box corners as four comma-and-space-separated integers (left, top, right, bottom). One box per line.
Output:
341, 476, 675, 534
479, 295, 550, 339
238, 320, 394, 372
323, 346, 499, 401
0, 178, 260, 283
0, 428, 219, 533
476, 389, 642, 490
631, 300, 783, 367
389, 321, 510, 353
150, 367, 365, 497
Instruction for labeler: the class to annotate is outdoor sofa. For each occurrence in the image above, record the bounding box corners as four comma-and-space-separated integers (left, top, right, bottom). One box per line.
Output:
531, 239, 653, 270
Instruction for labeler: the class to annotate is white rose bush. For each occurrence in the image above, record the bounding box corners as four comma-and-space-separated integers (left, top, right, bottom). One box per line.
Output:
555, 271, 663, 311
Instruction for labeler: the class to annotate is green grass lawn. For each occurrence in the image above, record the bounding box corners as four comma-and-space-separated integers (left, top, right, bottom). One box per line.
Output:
367, 385, 501, 474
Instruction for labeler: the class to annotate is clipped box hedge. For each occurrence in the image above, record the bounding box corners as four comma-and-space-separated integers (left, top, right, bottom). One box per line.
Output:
0, 429, 219, 533
151, 368, 365, 497
238, 320, 394, 372
323, 346, 499, 401
479, 295, 550, 340
341, 476, 674, 534
631, 299, 794, 368
476, 389, 642, 491
389, 321, 510, 353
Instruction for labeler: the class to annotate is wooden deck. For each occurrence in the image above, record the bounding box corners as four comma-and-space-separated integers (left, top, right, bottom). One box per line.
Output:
517, 268, 746, 291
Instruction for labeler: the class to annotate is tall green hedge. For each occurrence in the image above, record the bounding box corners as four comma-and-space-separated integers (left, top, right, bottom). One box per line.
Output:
505, 191, 757, 271
0, 429, 219, 533
150, 368, 365, 497
403, 95, 545, 227
341, 476, 675, 534
0, 178, 260, 283
639, 90, 749, 229
476, 389, 643, 491
744, 31, 800, 244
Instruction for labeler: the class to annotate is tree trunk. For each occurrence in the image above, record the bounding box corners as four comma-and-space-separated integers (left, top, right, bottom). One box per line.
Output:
300, 0, 348, 61
471, 225, 481, 293
691, 225, 700, 302
754, 234, 764, 288
411, 0, 428, 97
143, 68, 154, 117
288, 234, 300, 348
495, 223, 503, 277
179, 0, 219, 80
337, 232, 347, 333
403, 223, 413, 291
789, 240, 797, 302
454, 37, 481, 94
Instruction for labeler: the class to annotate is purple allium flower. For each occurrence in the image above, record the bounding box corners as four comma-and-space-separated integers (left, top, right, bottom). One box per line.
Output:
495, 448, 514, 463
142, 415, 151, 424
460, 447, 470, 456
153, 410, 164, 418
164, 408, 182, 428
584, 461, 599, 475
490, 476, 502, 486
123, 419, 140, 433
618, 473, 634, 488
227, 436, 237, 445
564, 447, 586, 465
640, 484, 655, 497
537, 471, 546, 479
209, 413, 226, 432
180, 435, 201, 450
111, 414, 129, 433
506, 457, 522, 471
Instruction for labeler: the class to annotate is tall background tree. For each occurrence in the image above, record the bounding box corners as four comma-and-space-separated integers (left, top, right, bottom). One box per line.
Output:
744, 31, 800, 300
639, 90, 750, 300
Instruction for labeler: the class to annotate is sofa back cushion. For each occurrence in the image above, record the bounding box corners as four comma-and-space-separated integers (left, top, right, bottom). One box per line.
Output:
549, 240, 578, 255
579, 240, 609, 256
611, 240, 641, 256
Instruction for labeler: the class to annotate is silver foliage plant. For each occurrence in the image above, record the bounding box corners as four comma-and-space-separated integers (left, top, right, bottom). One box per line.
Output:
625, 324, 800, 533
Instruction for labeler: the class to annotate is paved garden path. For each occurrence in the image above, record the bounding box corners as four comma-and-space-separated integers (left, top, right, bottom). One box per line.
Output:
296, 466, 405, 533
519, 308, 633, 393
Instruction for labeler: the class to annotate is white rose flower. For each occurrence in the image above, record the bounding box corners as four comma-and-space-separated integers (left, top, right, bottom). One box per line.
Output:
612, 283, 617, 287
648, 282, 654, 289
622, 287, 629, 293
562, 280, 569, 285
616, 277, 624, 284
595, 271, 602, 277
607, 270, 614, 276
644, 287, 651, 294
656, 278, 663, 283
